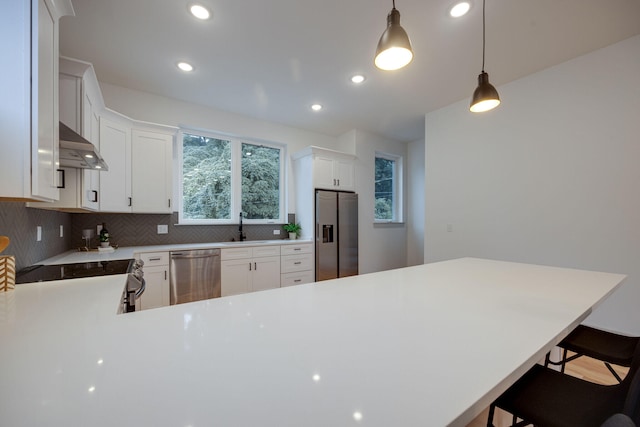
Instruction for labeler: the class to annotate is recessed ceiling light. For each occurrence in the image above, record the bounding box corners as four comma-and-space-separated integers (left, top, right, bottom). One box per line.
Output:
311, 104, 323, 111
177, 62, 194, 72
351, 75, 366, 84
189, 4, 211, 20
450, 1, 471, 18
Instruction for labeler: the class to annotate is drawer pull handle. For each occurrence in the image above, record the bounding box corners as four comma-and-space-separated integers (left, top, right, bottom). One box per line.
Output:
294, 279, 302, 283
294, 248, 301, 251
149, 257, 161, 261
294, 262, 302, 265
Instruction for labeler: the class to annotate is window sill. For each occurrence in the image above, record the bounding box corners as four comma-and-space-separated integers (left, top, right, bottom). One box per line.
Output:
373, 221, 405, 227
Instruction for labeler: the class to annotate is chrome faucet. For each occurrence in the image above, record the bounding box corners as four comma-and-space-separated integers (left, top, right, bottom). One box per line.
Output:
238, 212, 246, 241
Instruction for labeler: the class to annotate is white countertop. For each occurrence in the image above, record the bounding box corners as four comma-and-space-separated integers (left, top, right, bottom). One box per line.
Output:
38, 239, 313, 265
0, 258, 625, 426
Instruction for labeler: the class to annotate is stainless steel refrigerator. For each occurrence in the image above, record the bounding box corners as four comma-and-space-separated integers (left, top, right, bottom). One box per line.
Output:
315, 190, 358, 281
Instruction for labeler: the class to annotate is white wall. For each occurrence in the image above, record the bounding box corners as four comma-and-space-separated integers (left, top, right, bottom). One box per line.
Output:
424, 35, 640, 334
99, 82, 341, 214
407, 138, 425, 266
352, 129, 408, 274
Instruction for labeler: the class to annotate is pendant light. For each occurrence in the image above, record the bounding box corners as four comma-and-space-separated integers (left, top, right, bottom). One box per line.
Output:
470, 0, 500, 113
374, 0, 414, 71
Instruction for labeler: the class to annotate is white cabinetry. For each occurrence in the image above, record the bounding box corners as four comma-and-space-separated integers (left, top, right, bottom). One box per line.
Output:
99, 116, 174, 213
0, 0, 72, 201
136, 252, 170, 310
131, 129, 173, 213
313, 155, 355, 191
221, 246, 281, 297
281, 243, 314, 287
293, 146, 356, 192
99, 113, 132, 212
29, 57, 105, 211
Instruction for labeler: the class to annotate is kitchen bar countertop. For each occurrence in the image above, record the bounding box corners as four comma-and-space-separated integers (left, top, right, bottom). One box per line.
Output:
38, 238, 313, 265
0, 258, 625, 426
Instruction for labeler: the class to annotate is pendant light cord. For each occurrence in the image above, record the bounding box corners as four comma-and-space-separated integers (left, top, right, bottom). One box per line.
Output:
481, 0, 486, 72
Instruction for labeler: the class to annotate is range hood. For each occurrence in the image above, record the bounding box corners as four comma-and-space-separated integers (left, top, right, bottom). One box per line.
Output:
59, 122, 109, 170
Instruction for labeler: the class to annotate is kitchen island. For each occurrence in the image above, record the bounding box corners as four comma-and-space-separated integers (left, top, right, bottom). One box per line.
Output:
0, 258, 625, 426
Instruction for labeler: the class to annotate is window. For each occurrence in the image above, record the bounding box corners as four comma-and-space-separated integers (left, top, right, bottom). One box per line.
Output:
179, 130, 284, 224
241, 142, 281, 219
375, 152, 402, 222
182, 133, 232, 220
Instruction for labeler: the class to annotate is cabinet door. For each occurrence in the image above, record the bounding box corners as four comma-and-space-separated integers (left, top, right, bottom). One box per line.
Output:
334, 159, 355, 190
32, 0, 59, 201
313, 156, 336, 190
99, 117, 132, 212
251, 256, 281, 292
221, 259, 251, 297
140, 265, 169, 310
131, 130, 173, 213
81, 91, 99, 209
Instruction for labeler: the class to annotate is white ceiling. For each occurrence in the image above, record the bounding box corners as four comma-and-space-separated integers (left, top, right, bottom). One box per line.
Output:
59, 0, 640, 142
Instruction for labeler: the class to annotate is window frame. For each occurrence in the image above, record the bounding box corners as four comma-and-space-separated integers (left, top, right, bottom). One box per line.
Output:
374, 151, 403, 223
177, 129, 286, 225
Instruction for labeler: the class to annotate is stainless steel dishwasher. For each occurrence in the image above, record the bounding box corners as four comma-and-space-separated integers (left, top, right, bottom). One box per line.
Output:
169, 249, 221, 305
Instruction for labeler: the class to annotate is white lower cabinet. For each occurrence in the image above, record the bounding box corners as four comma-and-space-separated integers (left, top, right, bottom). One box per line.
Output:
280, 243, 314, 287
221, 246, 281, 297
136, 252, 170, 310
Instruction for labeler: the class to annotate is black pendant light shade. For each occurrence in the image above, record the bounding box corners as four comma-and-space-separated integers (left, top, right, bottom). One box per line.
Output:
374, 1, 413, 71
470, 72, 500, 112
470, 0, 500, 113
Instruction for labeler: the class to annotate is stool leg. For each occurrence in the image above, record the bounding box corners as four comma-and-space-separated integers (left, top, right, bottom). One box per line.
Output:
487, 404, 496, 427
560, 348, 568, 373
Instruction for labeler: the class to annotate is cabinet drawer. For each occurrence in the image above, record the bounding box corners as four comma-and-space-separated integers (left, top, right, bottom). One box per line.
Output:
137, 251, 169, 266
221, 247, 253, 260
281, 271, 314, 287
222, 245, 280, 260
251, 245, 280, 258
281, 253, 313, 273
281, 243, 312, 256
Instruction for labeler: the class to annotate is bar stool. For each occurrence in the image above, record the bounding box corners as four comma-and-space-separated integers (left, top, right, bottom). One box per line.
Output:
545, 325, 639, 382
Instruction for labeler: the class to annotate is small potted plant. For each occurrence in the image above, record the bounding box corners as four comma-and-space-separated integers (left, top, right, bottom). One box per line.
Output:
283, 223, 301, 240
99, 223, 110, 248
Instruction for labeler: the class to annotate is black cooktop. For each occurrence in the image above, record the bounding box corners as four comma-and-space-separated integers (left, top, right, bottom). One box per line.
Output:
16, 259, 134, 284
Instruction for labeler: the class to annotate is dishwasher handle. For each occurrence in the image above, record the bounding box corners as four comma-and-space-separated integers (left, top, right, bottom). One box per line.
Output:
171, 251, 220, 260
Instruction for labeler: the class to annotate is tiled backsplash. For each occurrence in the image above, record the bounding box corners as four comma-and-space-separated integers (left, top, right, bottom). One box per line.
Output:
0, 203, 295, 270
0, 202, 72, 270
70, 212, 291, 249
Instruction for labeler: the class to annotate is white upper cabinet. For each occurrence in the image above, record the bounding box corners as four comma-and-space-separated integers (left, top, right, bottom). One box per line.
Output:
293, 146, 356, 192
99, 116, 175, 214
0, 0, 73, 201
99, 113, 132, 212
29, 57, 105, 211
131, 129, 173, 213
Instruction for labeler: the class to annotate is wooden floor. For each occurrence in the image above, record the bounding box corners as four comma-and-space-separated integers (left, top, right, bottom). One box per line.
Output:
465, 352, 630, 427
